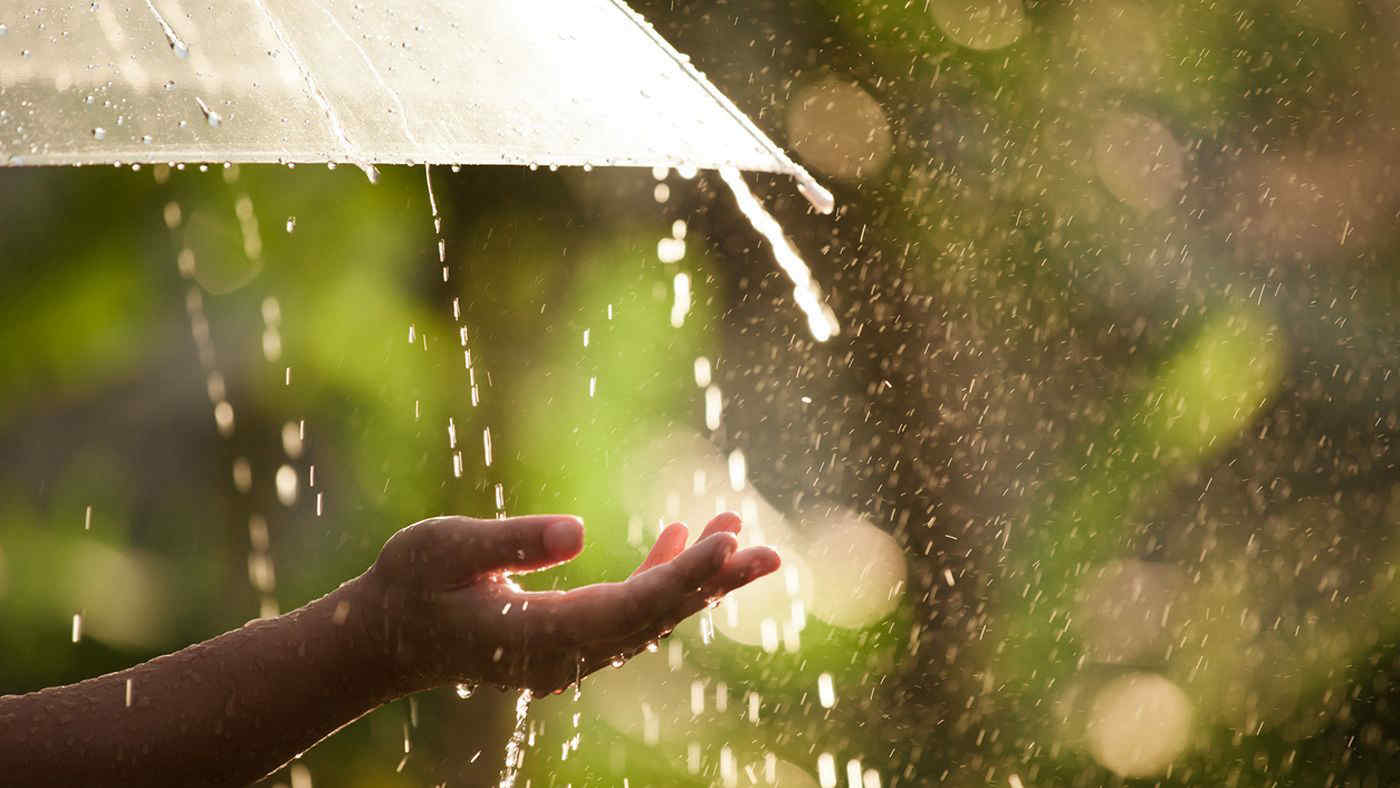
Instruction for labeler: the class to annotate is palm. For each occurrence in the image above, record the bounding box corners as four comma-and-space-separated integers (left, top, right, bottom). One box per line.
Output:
366, 513, 779, 694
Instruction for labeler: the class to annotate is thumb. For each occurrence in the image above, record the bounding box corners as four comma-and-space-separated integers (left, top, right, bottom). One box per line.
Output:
378, 515, 585, 589
477, 514, 586, 574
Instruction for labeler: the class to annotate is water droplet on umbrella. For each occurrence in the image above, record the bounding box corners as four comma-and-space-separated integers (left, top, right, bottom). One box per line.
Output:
194, 97, 221, 127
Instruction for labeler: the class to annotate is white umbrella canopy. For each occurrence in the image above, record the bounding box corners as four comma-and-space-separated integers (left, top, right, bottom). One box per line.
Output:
0, 0, 832, 211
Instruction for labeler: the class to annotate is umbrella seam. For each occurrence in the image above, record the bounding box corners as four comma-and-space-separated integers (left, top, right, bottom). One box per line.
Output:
307, 0, 420, 149
248, 0, 361, 164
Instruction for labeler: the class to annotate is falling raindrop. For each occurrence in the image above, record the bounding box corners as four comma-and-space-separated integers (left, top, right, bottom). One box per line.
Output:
670, 272, 691, 327
704, 385, 722, 431
717, 167, 839, 341
497, 689, 533, 788
275, 464, 298, 506
657, 237, 685, 263
214, 401, 235, 435
817, 673, 836, 708
817, 753, 837, 788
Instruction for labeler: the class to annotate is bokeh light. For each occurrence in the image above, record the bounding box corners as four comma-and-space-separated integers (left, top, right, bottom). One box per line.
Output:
927, 0, 1027, 51
787, 78, 892, 180
1086, 672, 1193, 778
1092, 112, 1185, 213
804, 510, 906, 629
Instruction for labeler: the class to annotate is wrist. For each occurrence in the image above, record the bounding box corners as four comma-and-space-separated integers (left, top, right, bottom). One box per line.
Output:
343, 567, 452, 696
315, 571, 423, 700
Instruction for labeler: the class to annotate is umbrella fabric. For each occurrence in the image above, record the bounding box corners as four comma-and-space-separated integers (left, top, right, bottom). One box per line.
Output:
0, 0, 823, 198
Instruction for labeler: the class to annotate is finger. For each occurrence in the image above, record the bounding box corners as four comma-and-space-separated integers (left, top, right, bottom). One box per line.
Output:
521, 532, 738, 646
623, 531, 740, 610
697, 511, 742, 541
631, 522, 688, 577
504, 541, 777, 694
390, 515, 585, 586
568, 547, 781, 685
689, 545, 782, 609
621, 546, 783, 643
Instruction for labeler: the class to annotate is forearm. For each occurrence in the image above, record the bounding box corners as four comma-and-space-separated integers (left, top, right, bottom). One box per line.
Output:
0, 573, 404, 787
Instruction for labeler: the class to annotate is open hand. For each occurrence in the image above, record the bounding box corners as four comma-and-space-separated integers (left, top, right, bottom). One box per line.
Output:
361, 513, 780, 695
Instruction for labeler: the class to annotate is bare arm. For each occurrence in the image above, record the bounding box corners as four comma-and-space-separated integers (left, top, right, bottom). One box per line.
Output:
0, 513, 778, 787
0, 577, 396, 787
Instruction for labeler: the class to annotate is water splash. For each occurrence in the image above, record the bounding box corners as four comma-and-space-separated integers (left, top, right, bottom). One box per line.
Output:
717, 167, 839, 342
498, 689, 533, 788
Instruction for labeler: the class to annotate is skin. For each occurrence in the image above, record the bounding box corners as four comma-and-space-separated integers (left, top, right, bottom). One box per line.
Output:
0, 512, 780, 787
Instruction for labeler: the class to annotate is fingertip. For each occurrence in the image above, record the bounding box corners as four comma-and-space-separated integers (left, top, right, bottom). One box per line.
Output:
706, 511, 743, 534
703, 531, 739, 567
543, 516, 585, 558
729, 546, 781, 586
752, 546, 781, 575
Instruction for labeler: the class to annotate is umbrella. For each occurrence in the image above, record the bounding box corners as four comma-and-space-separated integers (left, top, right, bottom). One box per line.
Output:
0, 0, 832, 212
